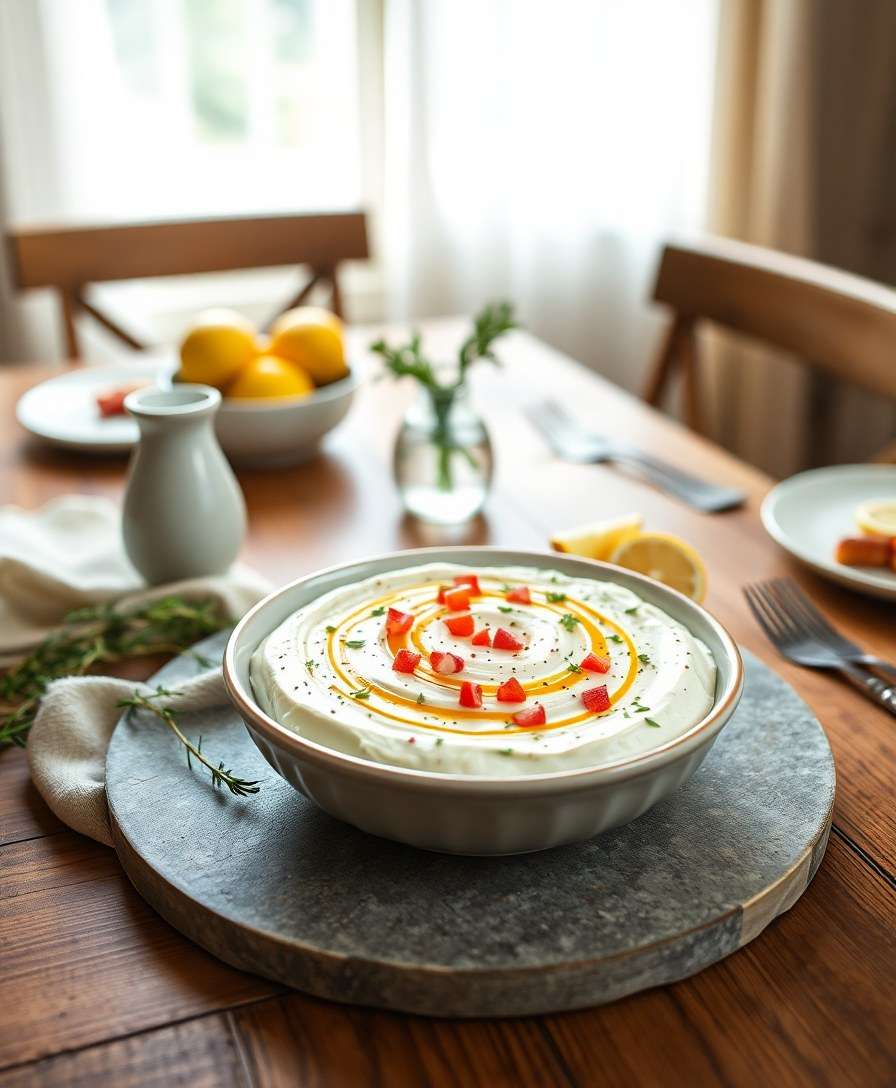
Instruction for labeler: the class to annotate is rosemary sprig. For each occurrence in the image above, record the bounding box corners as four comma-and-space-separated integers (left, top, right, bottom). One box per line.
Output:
0, 596, 229, 749
117, 687, 259, 796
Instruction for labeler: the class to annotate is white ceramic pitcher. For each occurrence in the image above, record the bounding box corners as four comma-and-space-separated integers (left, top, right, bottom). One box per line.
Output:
122, 385, 246, 584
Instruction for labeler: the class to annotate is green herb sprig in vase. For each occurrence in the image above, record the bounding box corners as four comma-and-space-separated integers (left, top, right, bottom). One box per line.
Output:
371, 303, 517, 524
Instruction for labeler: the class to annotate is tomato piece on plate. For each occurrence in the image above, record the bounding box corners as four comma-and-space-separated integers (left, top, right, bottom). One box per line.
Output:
505, 585, 531, 605
444, 614, 474, 637
496, 677, 526, 703
471, 627, 491, 647
513, 704, 546, 727
493, 627, 523, 651
582, 685, 610, 712
443, 586, 472, 611
453, 574, 481, 595
581, 652, 611, 674
431, 651, 464, 675
392, 649, 421, 673
385, 607, 414, 635
459, 681, 483, 708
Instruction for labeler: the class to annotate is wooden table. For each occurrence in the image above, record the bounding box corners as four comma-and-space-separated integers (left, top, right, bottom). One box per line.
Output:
1, 320, 894, 1087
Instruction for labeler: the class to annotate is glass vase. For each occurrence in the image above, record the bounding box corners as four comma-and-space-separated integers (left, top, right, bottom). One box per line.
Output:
393, 383, 493, 524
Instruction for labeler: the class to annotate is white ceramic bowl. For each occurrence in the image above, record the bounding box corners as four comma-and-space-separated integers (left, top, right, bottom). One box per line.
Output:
214, 369, 358, 467
224, 548, 743, 855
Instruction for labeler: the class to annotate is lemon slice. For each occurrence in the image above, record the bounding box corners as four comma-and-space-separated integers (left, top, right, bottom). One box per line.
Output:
855, 499, 896, 538
550, 514, 644, 561
609, 532, 707, 602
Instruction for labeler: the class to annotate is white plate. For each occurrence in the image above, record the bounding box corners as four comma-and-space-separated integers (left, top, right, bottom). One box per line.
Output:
761, 464, 896, 601
16, 364, 172, 453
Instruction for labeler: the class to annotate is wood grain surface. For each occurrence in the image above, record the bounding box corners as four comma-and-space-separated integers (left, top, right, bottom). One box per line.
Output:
1, 319, 894, 1086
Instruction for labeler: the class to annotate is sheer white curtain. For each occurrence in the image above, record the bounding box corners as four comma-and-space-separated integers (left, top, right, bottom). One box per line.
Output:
380, 0, 720, 393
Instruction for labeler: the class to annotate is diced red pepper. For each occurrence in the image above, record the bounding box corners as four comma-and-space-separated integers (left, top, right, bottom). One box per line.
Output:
444, 613, 475, 637
385, 607, 414, 635
582, 685, 610, 713
437, 585, 449, 603
581, 652, 611, 674
493, 627, 523, 651
496, 677, 526, 703
392, 649, 421, 673
453, 573, 481, 595
505, 585, 531, 605
471, 627, 492, 647
459, 681, 482, 708
443, 586, 472, 611
513, 704, 546, 727
431, 651, 464, 675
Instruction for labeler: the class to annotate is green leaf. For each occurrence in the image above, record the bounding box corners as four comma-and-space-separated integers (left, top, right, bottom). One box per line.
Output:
345, 640, 366, 649
645, 718, 661, 728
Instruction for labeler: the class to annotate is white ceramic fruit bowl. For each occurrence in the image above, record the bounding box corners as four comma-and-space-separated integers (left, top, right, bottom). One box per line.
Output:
214, 369, 358, 467
224, 547, 743, 856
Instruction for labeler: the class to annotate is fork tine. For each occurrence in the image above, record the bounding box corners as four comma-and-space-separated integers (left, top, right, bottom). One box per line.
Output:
744, 584, 788, 646
772, 578, 842, 641
753, 582, 799, 640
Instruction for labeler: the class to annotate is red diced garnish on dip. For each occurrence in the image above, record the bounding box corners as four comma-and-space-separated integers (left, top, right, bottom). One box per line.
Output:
513, 704, 546, 727
443, 586, 472, 611
453, 573, 481, 595
444, 613, 475, 637
385, 607, 414, 635
582, 685, 610, 713
459, 681, 483, 708
437, 586, 449, 603
505, 585, 531, 604
431, 651, 464, 675
581, 652, 611, 674
497, 677, 526, 703
471, 627, 491, 647
96, 383, 145, 418
392, 649, 421, 673
493, 627, 523, 651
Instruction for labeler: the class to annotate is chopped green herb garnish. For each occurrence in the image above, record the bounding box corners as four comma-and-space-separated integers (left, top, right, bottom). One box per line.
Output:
499, 748, 513, 756
350, 688, 371, 700
638, 653, 651, 666
559, 613, 579, 631
304, 659, 315, 670
416, 692, 425, 704
325, 625, 336, 633
498, 605, 513, 613
345, 640, 366, 649
607, 634, 623, 644
624, 606, 639, 615
435, 737, 444, 746
645, 718, 661, 728
566, 662, 582, 674
370, 606, 386, 617
547, 591, 567, 603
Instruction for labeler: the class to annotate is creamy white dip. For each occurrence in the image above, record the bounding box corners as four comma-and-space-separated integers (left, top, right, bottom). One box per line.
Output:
250, 564, 716, 775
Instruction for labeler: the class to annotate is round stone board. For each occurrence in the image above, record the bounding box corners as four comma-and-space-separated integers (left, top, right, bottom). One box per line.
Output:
106, 633, 835, 1018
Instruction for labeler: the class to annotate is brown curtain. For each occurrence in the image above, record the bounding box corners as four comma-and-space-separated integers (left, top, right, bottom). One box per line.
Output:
702, 0, 896, 478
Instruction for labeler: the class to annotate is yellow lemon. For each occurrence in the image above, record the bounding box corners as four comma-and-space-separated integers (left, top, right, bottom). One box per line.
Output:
178, 308, 258, 389
550, 514, 644, 561
609, 532, 707, 602
855, 499, 896, 538
270, 306, 348, 386
225, 354, 315, 400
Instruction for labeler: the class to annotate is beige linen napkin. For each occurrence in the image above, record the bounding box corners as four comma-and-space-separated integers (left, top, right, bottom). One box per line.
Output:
1, 495, 272, 846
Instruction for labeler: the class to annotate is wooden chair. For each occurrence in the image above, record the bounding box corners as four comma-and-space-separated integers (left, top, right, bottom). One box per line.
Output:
6, 210, 369, 360
644, 236, 896, 442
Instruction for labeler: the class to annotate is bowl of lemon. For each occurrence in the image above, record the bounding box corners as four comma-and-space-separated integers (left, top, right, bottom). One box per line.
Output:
177, 306, 358, 467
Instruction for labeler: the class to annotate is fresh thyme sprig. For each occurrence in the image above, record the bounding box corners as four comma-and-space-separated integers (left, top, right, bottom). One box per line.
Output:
117, 687, 259, 796
0, 596, 229, 749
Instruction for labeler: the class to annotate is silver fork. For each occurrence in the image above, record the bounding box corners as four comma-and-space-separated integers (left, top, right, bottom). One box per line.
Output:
767, 577, 896, 684
527, 400, 746, 513
744, 580, 896, 716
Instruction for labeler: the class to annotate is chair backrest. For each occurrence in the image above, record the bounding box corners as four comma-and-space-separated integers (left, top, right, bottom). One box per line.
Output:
644, 236, 896, 429
7, 210, 369, 360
